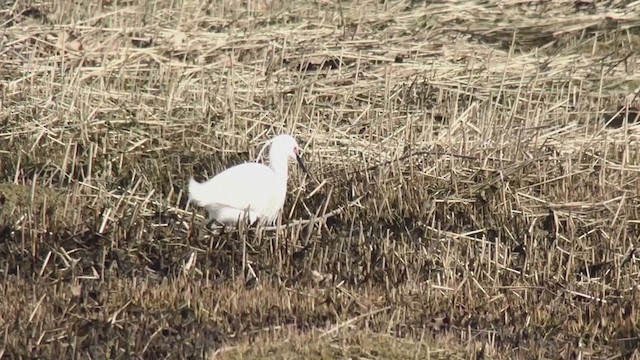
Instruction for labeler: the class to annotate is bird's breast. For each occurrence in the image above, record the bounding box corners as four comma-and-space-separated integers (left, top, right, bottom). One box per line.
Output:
260, 181, 288, 224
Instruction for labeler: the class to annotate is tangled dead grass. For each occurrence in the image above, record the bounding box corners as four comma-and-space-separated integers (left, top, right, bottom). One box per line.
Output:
2, 0, 640, 358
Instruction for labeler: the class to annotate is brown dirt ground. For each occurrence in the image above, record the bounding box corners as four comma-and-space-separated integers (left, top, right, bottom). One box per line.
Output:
1, 0, 640, 359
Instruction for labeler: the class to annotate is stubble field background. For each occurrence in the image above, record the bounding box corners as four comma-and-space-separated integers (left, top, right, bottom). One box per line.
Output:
1, 0, 640, 359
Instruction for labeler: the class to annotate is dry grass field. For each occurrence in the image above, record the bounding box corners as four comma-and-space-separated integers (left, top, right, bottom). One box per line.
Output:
2, 0, 640, 358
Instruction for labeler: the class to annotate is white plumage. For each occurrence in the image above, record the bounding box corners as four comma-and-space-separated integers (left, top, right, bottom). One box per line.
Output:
187, 134, 306, 227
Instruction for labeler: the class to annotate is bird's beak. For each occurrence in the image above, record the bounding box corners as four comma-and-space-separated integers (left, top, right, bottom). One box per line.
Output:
296, 154, 307, 173
294, 148, 307, 173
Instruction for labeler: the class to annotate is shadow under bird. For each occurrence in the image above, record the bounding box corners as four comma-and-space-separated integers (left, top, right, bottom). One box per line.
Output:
187, 134, 307, 227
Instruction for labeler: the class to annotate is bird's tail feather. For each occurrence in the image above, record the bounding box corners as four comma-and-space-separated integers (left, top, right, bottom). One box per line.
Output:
187, 177, 200, 205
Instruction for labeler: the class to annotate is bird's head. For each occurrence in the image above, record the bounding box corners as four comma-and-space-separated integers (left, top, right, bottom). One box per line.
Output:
270, 134, 307, 173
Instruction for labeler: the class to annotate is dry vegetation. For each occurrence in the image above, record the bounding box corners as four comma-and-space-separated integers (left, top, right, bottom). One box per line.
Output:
2, 0, 640, 358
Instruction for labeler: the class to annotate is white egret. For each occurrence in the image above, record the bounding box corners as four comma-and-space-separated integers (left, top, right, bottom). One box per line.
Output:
188, 134, 306, 227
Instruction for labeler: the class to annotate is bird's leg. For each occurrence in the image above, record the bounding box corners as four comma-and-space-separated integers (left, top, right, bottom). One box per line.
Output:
247, 214, 255, 231
236, 209, 255, 235
206, 217, 226, 235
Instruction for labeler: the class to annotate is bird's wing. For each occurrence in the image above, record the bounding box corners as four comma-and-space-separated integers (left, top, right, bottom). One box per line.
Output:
189, 162, 278, 212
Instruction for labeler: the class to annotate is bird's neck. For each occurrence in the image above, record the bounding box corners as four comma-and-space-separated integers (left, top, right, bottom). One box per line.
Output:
269, 155, 289, 179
